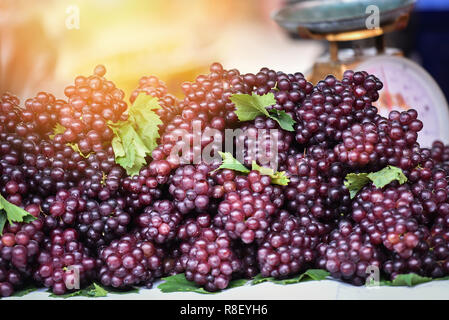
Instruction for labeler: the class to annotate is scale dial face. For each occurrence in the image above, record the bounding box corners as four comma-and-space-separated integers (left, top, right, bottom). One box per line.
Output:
357, 55, 449, 148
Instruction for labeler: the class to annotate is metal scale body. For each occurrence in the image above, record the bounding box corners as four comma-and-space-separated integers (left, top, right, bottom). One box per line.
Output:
273, 0, 449, 147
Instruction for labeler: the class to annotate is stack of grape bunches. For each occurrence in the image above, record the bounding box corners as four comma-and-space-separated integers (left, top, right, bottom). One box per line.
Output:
1, 62, 449, 297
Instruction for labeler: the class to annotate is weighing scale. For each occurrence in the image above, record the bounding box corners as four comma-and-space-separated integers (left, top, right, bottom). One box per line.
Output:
272, 0, 449, 147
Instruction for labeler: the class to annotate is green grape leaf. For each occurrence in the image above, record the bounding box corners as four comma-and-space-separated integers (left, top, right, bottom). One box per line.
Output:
108, 93, 163, 176
367, 165, 407, 189
344, 173, 370, 199
132, 92, 162, 111
158, 273, 214, 294
380, 273, 433, 287
109, 121, 150, 177
251, 161, 290, 186
0, 194, 37, 234
231, 93, 272, 122
211, 152, 250, 174
49, 123, 66, 140
252, 269, 330, 285
344, 166, 408, 199
268, 109, 296, 132
158, 273, 248, 294
230, 93, 296, 132
128, 94, 163, 153
85, 283, 108, 297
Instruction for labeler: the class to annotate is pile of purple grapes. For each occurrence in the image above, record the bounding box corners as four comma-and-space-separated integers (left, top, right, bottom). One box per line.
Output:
1, 62, 449, 297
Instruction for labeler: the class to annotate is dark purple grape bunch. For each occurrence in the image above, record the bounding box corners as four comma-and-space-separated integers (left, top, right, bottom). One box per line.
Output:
20, 92, 66, 138
317, 220, 384, 286
0, 93, 21, 134
76, 197, 131, 249
179, 62, 251, 126
408, 167, 449, 221
120, 164, 164, 213
352, 184, 425, 258
41, 187, 86, 229
294, 71, 383, 147
214, 181, 277, 244
98, 234, 164, 289
57, 65, 128, 154
168, 163, 216, 214
135, 200, 182, 244
258, 211, 328, 279
0, 204, 44, 273
383, 223, 449, 279
178, 214, 241, 292
34, 228, 97, 295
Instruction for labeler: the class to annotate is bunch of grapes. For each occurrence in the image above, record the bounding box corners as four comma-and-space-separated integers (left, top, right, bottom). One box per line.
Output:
177, 214, 241, 292
98, 234, 164, 289
258, 211, 329, 278
316, 220, 384, 286
294, 72, 383, 147
34, 228, 96, 295
57, 65, 128, 154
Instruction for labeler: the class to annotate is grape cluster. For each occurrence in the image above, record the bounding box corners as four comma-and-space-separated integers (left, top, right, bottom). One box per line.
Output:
135, 200, 182, 244
294, 72, 383, 147
98, 234, 164, 289
58, 65, 128, 154
76, 198, 131, 249
177, 214, 241, 291
34, 229, 96, 295
317, 220, 384, 285
258, 211, 328, 278
168, 163, 216, 214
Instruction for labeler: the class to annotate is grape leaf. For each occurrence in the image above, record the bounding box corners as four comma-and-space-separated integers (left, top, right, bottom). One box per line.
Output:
158, 273, 248, 294
252, 269, 330, 285
344, 173, 370, 199
344, 166, 407, 199
108, 93, 163, 176
268, 109, 296, 132
251, 161, 290, 186
85, 283, 108, 297
131, 92, 162, 111
49, 123, 66, 140
0, 194, 37, 234
380, 273, 432, 287
109, 121, 150, 177
158, 273, 214, 294
128, 94, 163, 153
367, 165, 407, 189
211, 152, 250, 174
230, 93, 272, 122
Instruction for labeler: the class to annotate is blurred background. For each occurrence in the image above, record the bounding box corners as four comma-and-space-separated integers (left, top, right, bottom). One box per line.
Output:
0, 0, 448, 102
